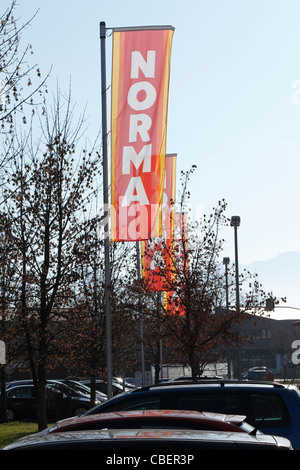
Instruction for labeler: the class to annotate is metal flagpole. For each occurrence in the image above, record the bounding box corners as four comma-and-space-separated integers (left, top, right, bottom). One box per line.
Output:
100, 21, 112, 399
136, 241, 145, 387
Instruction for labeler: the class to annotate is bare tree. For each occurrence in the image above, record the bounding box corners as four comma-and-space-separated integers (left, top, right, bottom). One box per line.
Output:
5, 88, 100, 430
141, 168, 278, 379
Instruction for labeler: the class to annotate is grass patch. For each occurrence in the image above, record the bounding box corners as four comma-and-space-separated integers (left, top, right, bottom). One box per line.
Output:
0, 421, 39, 449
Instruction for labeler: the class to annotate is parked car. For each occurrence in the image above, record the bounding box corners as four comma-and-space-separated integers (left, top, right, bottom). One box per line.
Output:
3, 428, 293, 450
123, 377, 136, 387
57, 379, 107, 403
84, 379, 300, 449
242, 367, 274, 381
80, 379, 132, 396
5, 381, 101, 421
6, 378, 107, 403
113, 376, 136, 390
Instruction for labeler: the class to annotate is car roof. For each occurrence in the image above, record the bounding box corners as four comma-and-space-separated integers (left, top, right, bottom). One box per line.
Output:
47, 409, 248, 433
3, 429, 292, 450
150, 378, 286, 387
6, 379, 62, 388
130, 379, 289, 394
7, 380, 63, 389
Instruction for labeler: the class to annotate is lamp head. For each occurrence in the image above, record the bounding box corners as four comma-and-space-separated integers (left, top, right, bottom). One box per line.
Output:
230, 216, 240, 227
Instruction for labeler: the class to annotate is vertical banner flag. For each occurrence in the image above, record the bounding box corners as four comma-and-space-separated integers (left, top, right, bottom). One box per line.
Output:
111, 26, 174, 241
164, 212, 188, 315
141, 154, 176, 290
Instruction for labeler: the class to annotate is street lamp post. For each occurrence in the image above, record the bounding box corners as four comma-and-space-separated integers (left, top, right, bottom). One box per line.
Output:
230, 216, 242, 380
100, 22, 112, 398
223, 257, 231, 378
223, 257, 230, 314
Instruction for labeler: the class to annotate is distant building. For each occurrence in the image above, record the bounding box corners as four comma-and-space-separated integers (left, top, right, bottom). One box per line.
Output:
228, 308, 300, 379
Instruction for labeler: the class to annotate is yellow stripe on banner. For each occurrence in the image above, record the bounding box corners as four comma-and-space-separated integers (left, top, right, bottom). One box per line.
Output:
140, 240, 146, 279
154, 29, 174, 238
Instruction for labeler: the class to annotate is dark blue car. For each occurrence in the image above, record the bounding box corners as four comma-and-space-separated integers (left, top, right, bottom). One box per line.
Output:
85, 379, 300, 449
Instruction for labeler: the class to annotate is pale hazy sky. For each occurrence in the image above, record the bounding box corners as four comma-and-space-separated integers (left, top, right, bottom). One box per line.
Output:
13, 0, 300, 266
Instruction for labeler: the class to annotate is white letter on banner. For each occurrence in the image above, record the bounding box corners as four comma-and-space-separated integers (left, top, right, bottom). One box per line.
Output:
128, 81, 157, 110
131, 51, 156, 78
121, 177, 150, 206
129, 114, 152, 142
122, 144, 152, 174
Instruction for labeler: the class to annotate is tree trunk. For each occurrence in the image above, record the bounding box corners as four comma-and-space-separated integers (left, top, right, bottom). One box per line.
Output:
90, 374, 96, 405
190, 354, 201, 379
154, 340, 161, 383
0, 366, 7, 423
36, 375, 47, 431
36, 333, 48, 431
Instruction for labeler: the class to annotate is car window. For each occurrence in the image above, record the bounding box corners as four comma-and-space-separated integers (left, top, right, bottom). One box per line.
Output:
46, 384, 69, 399
119, 399, 161, 411
176, 392, 246, 415
8, 387, 33, 399
105, 396, 162, 411
250, 393, 290, 428
177, 393, 223, 412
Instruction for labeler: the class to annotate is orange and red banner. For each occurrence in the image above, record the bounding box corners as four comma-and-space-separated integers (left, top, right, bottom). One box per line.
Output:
111, 26, 174, 241
164, 212, 188, 315
141, 154, 176, 291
